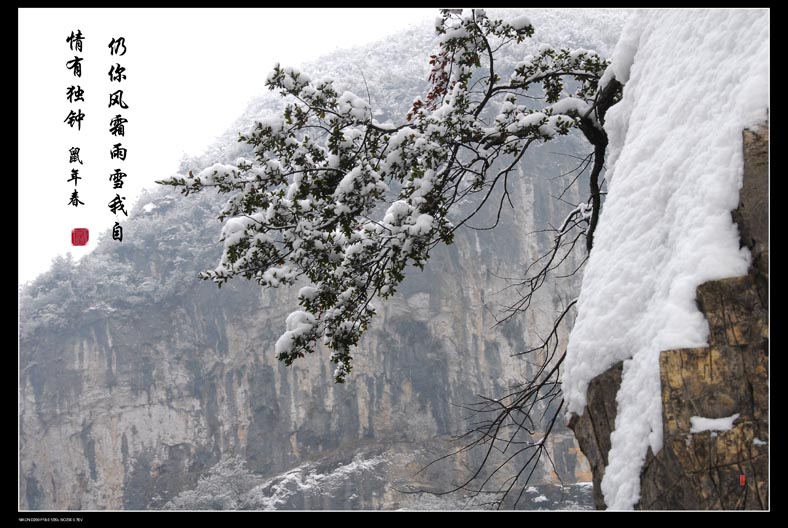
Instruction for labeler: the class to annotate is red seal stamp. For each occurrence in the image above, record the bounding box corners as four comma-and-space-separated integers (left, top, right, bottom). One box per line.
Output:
71, 228, 89, 246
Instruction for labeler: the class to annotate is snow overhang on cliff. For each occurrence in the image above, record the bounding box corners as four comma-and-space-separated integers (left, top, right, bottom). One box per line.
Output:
563, 9, 769, 510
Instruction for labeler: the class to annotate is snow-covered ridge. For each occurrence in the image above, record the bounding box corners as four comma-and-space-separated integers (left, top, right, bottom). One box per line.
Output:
162, 454, 387, 510
564, 9, 768, 510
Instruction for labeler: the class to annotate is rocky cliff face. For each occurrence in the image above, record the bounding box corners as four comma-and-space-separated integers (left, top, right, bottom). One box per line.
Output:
19, 149, 589, 510
570, 123, 769, 510
18, 83, 593, 514
20, 11, 634, 510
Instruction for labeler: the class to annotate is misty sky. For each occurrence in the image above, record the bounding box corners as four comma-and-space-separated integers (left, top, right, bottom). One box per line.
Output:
18, 8, 435, 285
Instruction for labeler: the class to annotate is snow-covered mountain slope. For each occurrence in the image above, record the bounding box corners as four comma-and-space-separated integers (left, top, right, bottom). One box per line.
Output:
19, 9, 629, 510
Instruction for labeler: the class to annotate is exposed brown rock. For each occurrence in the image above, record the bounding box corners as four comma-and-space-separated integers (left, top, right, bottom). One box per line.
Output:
568, 362, 622, 509
638, 281, 768, 509
733, 124, 769, 300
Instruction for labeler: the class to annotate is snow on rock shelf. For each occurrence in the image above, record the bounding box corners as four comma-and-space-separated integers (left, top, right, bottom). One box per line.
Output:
563, 9, 768, 510
689, 414, 739, 434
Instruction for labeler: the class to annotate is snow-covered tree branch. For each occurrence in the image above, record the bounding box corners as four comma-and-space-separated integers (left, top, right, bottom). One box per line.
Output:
159, 8, 621, 382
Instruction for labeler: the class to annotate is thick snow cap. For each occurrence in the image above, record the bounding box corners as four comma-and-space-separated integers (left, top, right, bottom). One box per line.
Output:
563, 9, 768, 510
